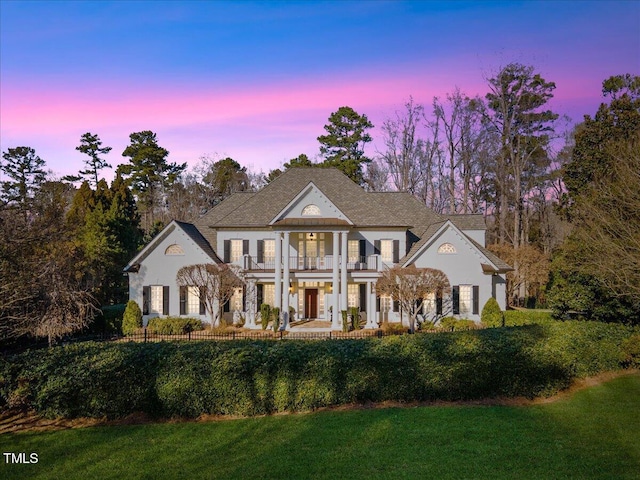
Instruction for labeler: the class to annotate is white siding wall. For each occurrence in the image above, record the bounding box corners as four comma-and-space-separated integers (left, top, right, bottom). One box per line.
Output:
410, 225, 507, 321
128, 227, 215, 325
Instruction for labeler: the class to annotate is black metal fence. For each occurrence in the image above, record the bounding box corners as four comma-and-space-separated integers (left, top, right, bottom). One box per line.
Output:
103, 328, 393, 343
2, 325, 480, 355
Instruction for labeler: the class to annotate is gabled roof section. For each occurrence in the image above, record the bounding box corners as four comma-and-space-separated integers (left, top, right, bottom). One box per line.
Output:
269, 181, 353, 225
176, 221, 221, 263
467, 238, 513, 273
198, 168, 442, 228
400, 220, 511, 273
123, 220, 220, 272
446, 214, 486, 231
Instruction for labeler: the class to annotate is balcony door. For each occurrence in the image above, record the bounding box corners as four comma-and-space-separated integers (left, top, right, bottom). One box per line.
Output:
298, 233, 325, 270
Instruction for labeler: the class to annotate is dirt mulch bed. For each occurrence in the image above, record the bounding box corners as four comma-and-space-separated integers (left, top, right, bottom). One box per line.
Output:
2, 369, 637, 435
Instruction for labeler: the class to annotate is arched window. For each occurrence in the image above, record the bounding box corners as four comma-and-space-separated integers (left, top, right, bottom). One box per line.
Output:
165, 244, 185, 255
437, 243, 456, 254
301, 204, 321, 216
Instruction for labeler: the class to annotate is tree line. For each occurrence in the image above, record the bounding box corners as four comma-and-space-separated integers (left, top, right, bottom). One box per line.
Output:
1, 65, 638, 345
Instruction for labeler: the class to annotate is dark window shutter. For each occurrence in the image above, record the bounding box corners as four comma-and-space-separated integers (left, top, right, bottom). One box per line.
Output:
143, 286, 150, 315
359, 239, 366, 258
163, 286, 170, 315
224, 240, 230, 263
199, 286, 207, 315
376, 296, 381, 312
257, 240, 264, 263
242, 286, 246, 311
257, 284, 264, 309
393, 240, 400, 263
223, 299, 230, 312
436, 290, 443, 315
452, 286, 460, 315
179, 286, 186, 315
473, 286, 479, 315
374, 240, 381, 255
393, 300, 399, 312
243, 239, 249, 256
359, 283, 366, 312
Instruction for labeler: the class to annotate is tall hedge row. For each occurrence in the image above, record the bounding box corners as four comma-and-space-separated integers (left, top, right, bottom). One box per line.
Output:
1, 321, 638, 420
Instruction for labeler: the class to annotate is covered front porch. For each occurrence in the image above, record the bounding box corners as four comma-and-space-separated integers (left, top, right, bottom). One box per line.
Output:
241, 277, 380, 331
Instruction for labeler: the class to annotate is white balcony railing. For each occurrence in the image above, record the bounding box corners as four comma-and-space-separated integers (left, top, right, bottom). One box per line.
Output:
245, 255, 378, 271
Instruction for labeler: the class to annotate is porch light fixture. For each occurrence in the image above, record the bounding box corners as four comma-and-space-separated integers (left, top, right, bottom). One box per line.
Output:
309, 232, 315, 239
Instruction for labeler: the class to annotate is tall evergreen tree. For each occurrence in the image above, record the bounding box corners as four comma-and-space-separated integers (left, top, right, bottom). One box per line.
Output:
484, 64, 558, 247
318, 106, 373, 185
1, 146, 47, 212
76, 132, 112, 187
118, 130, 186, 233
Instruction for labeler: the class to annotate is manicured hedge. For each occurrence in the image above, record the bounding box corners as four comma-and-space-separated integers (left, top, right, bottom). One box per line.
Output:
146, 317, 204, 335
503, 309, 555, 326
1, 321, 637, 420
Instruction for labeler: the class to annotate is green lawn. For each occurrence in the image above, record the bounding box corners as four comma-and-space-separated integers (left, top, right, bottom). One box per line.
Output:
1, 373, 639, 480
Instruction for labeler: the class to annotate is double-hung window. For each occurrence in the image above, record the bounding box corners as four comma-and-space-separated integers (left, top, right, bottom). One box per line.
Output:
150, 286, 163, 314
187, 286, 200, 314
380, 240, 393, 263
459, 285, 472, 315
230, 239, 243, 263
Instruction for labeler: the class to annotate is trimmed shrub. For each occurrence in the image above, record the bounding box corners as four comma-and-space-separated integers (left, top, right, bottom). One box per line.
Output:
1, 320, 637, 420
350, 307, 360, 330
381, 322, 408, 335
272, 307, 280, 332
341, 310, 349, 333
481, 297, 503, 327
260, 304, 271, 330
439, 317, 477, 331
122, 300, 142, 335
146, 317, 204, 335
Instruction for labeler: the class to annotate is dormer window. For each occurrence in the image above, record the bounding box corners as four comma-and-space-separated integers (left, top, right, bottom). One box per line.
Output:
165, 244, 185, 255
302, 204, 321, 216
437, 243, 456, 254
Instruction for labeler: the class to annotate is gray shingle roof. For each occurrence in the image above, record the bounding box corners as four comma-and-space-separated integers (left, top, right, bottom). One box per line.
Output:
175, 220, 221, 263
446, 214, 486, 230
199, 168, 442, 228
467, 238, 513, 272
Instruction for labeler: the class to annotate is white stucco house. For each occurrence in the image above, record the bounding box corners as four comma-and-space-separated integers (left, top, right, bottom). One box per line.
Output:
124, 168, 510, 330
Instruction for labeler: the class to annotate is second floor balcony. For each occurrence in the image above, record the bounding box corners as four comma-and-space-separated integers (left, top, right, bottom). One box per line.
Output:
243, 255, 379, 272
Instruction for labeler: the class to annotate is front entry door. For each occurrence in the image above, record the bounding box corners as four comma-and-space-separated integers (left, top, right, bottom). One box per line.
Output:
304, 289, 318, 319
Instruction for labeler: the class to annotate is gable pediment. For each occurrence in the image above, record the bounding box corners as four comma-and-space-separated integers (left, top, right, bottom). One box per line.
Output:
124, 220, 219, 272
269, 182, 353, 225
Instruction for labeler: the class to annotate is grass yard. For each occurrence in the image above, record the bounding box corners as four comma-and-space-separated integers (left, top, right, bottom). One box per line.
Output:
1, 372, 639, 480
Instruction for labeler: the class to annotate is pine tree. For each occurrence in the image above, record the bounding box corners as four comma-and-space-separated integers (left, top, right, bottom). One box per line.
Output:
318, 106, 373, 185
76, 132, 112, 187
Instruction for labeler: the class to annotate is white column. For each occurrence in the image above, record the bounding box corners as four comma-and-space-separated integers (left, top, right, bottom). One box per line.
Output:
340, 231, 348, 312
365, 280, 375, 329
332, 231, 340, 329
274, 231, 282, 316
244, 279, 257, 329
282, 231, 290, 330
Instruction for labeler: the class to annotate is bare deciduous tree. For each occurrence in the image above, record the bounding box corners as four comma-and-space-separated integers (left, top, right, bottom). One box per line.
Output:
176, 263, 244, 327
570, 137, 640, 301
376, 265, 450, 332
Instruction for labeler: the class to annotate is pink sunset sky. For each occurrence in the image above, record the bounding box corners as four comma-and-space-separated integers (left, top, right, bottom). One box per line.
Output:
1, 1, 638, 180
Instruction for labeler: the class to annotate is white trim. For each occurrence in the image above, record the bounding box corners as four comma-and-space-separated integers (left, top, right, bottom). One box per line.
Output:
268, 182, 353, 225
402, 220, 500, 272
